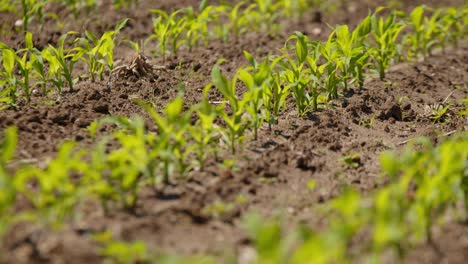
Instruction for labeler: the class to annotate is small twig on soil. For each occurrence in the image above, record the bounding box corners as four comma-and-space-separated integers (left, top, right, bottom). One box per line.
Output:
209, 100, 229, 105
442, 90, 456, 105
397, 130, 458, 146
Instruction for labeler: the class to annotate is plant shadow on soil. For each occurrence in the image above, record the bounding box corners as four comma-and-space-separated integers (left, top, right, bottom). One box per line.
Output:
0, 0, 467, 263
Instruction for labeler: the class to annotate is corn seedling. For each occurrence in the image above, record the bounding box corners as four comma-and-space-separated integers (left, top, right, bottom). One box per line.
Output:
0, 45, 18, 107
225, 2, 257, 41
17, 0, 46, 31
211, 65, 248, 154
87, 117, 156, 212
83, 139, 116, 214
369, 8, 406, 80
359, 114, 376, 128
319, 36, 342, 100
113, 0, 139, 10
262, 70, 290, 130
63, 0, 97, 18
14, 142, 88, 229
189, 86, 220, 171
139, 97, 193, 185
279, 32, 314, 115
429, 104, 451, 123
341, 151, 361, 168
76, 19, 128, 81
335, 15, 372, 89
147, 10, 186, 62
42, 32, 81, 93
238, 51, 273, 140
405, 6, 437, 60
3, 32, 37, 104
184, 5, 220, 51
102, 117, 150, 210
253, 0, 283, 34
93, 232, 151, 264
0, 127, 18, 237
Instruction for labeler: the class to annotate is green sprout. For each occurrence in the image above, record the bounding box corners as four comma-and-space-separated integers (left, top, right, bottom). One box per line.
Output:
18, 0, 45, 31
341, 151, 362, 168
0, 127, 18, 237
147, 9, 185, 62
279, 32, 313, 115
238, 51, 273, 140
0, 45, 18, 107
369, 8, 406, 80
263, 70, 290, 130
211, 65, 248, 154
76, 19, 128, 81
139, 97, 192, 186
42, 32, 81, 93
189, 85, 220, 171
93, 231, 151, 264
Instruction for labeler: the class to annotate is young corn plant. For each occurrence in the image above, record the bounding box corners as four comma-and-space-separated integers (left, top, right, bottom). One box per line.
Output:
369, 9, 406, 80
14, 142, 89, 229
184, 4, 224, 51
139, 97, 192, 186
279, 32, 313, 116
84, 138, 117, 215
225, 2, 257, 41
189, 85, 220, 171
405, 6, 442, 60
31, 48, 48, 96
42, 32, 81, 93
334, 15, 372, 90
0, 127, 18, 237
63, 0, 97, 18
113, 0, 139, 10
351, 15, 373, 87
14, 32, 37, 103
437, 8, 459, 52
76, 19, 128, 81
0, 45, 18, 107
262, 71, 290, 130
211, 65, 249, 154
253, 0, 283, 34
305, 42, 327, 111
18, 0, 46, 31
147, 10, 185, 62
319, 35, 341, 100
238, 51, 273, 140
442, 7, 467, 49
94, 232, 151, 264
101, 116, 149, 211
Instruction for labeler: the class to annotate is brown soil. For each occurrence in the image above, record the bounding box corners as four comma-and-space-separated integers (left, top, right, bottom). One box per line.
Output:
1, 0, 467, 263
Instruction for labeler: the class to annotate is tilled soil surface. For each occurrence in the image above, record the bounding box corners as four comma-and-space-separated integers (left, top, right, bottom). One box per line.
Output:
0, 0, 467, 263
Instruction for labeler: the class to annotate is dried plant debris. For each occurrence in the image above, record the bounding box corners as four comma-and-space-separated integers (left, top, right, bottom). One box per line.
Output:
110, 53, 165, 81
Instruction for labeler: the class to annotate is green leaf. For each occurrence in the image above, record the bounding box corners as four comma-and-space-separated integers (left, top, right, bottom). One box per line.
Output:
1, 126, 18, 163
25, 32, 33, 50
166, 97, 184, 119
410, 6, 425, 30
243, 50, 257, 68
211, 65, 233, 101
306, 180, 316, 191
199, 0, 208, 11
238, 69, 254, 90
294, 32, 308, 64
115, 18, 129, 32
2, 49, 15, 75
380, 152, 399, 178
